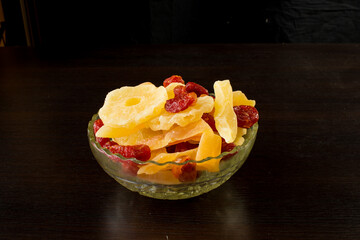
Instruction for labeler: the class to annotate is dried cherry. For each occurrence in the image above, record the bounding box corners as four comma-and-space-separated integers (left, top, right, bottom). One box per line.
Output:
174, 142, 198, 152
185, 82, 209, 97
163, 75, 185, 87
108, 144, 151, 162
233, 105, 259, 128
201, 113, 217, 132
173, 85, 187, 98
172, 156, 197, 182
221, 138, 237, 160
165, 92, 197, 113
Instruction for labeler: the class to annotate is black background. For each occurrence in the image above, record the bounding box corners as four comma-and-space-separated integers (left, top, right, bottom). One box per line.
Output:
2, 0, 360, 48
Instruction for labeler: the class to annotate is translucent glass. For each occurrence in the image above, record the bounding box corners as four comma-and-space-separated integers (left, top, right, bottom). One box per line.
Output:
88, 114, 258, 200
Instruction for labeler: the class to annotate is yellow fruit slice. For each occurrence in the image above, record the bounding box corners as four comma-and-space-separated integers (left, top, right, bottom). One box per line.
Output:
165, 82, 185, 99
148, 95, 214, 131
99, 83, 167, 129
138, 170, 181, 185
233, 91, 256, 107
114, 119, 211, 150
95, 123, 146, 138
137, 148, 198, 175
233, 127, 247, 146
196, 130, 222, 172
213, 80, 237, 143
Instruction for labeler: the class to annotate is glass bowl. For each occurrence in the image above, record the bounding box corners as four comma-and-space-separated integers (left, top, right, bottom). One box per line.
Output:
88, 114, 258, 200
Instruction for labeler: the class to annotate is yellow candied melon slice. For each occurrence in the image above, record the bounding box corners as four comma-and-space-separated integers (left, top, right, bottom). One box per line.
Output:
95, 123, 147, 138
114, 119, 211, 150
148, 95, 214, 131
138, 170, 181, 185
165, 82, 185, 99
234, 127, 247, 146
196, 130, 222, 172
98, 83, 167, 129
213, 80, 237, 143
233, 91, 256, 107
137, 148, 198, 175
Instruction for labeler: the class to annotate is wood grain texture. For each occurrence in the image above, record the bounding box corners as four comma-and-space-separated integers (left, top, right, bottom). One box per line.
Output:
0, 44, 360, 239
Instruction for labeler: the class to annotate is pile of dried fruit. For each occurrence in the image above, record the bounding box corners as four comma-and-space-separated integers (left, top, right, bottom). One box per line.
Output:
93, 75, 259, 184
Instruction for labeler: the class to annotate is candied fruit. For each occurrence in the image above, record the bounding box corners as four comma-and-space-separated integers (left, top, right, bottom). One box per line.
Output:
163, 75, 185, 87
233, 105, 259, 128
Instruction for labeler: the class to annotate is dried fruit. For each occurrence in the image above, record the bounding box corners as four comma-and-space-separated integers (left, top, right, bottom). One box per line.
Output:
99, 83, 167, 129
174, 141, 198, 152
201, 113, 217, 132
163, 75, 185, 87
93, 119, 110, 147
108, 144, 151, 162
233, 91, 255, 107
173, 85, 188, 98
195, 130, 222, 172
213, 80, 238, 143
172, 156, 197, 182
149, 95, 214, 131
233, 105, 259, 128
165, 92, 197, 113
165, 82, 185, 99
138, 148, 198, 175
185, 82, 209, 97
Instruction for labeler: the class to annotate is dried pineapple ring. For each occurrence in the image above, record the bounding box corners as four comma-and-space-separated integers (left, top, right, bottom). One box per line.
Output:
213, 80, 238, 143
148, 95, 214, 131
233, 91, 256, 107
99, 83, 167, 129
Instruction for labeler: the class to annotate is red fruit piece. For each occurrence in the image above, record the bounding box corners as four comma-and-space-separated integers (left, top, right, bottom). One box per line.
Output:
174, 142, 198, 152
233, 105, 259, 128
185, 82, 209, 97
173, 85, 188, 98
93, 119, 110, 147
201, 113, 217, 132
172, 156, 197, 182
165, 92, 197, 113
108, 144, 151, 162
221, 138, 237, 160
163, 75, 185, 87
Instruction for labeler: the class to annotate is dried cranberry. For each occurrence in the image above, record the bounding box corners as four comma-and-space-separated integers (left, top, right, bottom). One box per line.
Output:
233, 105, 259, 128
185, 82, 209, 97
163, 75, 185, 87
201, 113, 217, 132
108, 144, 151, 162
93, 119, 110, 147
221, 138, 237, 160
165, 92, 197, 113
173, 85, 187, 98
174, 142, 198, 152
172, 156, 197, 182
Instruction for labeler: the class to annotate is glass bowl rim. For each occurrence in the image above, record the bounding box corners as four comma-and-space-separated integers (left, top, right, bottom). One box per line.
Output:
88, 113, 258, 166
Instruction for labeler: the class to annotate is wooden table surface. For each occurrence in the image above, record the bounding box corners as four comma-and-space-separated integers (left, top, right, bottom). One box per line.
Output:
1, 44, 360, 239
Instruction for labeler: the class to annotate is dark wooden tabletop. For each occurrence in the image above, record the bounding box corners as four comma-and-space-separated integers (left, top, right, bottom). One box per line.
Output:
1, 44, 360, 239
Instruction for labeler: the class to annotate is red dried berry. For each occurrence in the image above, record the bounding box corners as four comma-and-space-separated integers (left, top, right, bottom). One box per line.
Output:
174, 142, 198, 152
185, 82, 209, 97
163, 75, 185, 87
221, 138, 237, 160
233, 105, 259, 128
201, 113, 217, 132
172, 156, 197, 182
173, 85, 187, 98
93, 119, 110, 147
165, 92, 197, 113
108, 144, 151, 162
